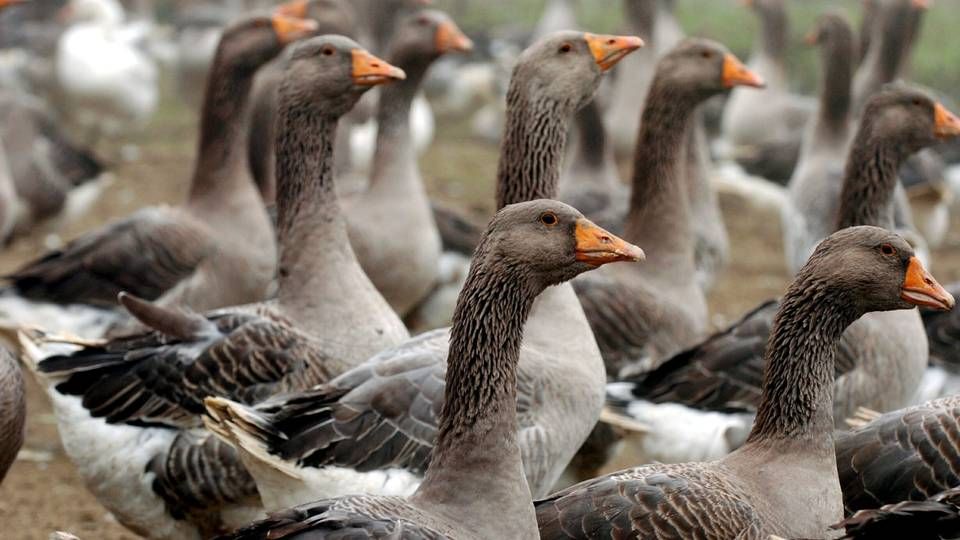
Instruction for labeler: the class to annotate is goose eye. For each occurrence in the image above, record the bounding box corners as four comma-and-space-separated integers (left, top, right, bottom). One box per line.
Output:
417, 16, 429, 26
880, 243, 896, 256
321, 46, 335, 56
912, 98, 923, 106
700, 50, 712, 59
559, 43, 572, 53
540, 212, 558, 226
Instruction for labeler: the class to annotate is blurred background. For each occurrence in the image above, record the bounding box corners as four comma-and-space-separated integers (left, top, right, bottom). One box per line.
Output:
1, 0, 959, 538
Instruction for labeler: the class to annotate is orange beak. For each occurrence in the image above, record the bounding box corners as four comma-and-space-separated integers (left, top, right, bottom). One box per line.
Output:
584, 33, 645, 72
901, 256, 954, 310
274, 0, 309, 19
435, 20, 473, 53
722, 53, 765, 89
804, 29, 819, 46
574, 218, 645, 267
0, 0, 27, 10
912, 0, 930, 10
934, 102, 960, 139
351, 49, 406, 86
272, 15, 319, 44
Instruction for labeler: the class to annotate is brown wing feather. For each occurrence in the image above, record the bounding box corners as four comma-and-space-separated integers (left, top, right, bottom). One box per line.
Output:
535, 463, 763, 539
7, 206, 215, 306
836, 397, 960, 515
41, 309, 339, 428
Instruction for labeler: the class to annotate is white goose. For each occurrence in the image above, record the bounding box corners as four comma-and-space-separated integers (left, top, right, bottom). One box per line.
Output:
55, 0, 158, 141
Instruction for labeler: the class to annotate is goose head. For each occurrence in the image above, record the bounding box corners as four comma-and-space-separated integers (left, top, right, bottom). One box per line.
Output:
654, 38, 764, 102
275, 0, 358, 38
214, 12, 317, 77
803, 226, 953, 314
386, 9, 473, 65
511, 31, 643, 112
862, 85, 960, 155
281, 35, 405, 116
805, 12, 854, 49
487, 200, 644, 288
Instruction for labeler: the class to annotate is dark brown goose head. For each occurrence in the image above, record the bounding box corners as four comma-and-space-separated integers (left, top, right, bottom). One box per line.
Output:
863, 85, 960, 156
275, 0, 357, 37
386, 8, 472, 67
488, 200, 644, 287
655, 39, 764, 103
512, 31, 643, 112
280, 35, 405, 116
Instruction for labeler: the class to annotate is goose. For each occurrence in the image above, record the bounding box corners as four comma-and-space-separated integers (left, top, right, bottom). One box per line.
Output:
853, 0, 942, 245
17, 33, 404, 540
536, 226, 955, 540
721, 0, 814, 185
2, 10, 319, 335
609, 86, 960, 464
601, 0, 686, 156
215, 200, 645, 540
0, 345, 24, 484
344, 0, 438, 182
0, 90, 105, 237
246, 0, 357, 206
342, 10, 473, 318
199, 31, 644, 510
55, 0, 158, 141
783, 12, 856, 277
573, 39, 763, 380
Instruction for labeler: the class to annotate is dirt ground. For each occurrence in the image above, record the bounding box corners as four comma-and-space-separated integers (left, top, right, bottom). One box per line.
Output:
4, 97, 960, 540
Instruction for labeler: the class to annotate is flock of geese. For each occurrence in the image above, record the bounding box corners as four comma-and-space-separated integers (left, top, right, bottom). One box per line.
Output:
3, 0, 960, 538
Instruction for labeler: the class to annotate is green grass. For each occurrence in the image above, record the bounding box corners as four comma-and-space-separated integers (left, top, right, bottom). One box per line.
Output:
434, 0, 960, 100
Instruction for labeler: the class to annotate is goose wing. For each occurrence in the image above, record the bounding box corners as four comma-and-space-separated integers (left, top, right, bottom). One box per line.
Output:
7, 206, 215, 306
535, 463, 762, 539
836, 397, 960, 514
40, 307, 336, 429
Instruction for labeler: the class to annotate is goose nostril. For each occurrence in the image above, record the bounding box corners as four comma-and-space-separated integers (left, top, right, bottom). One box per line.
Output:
608, 39, 615, 45
601, 235, 611, 244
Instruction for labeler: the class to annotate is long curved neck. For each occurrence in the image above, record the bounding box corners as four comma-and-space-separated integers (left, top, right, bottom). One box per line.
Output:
856, 5, 915, 111
413, 254, 537, 535
273, 92, 351, 325
747, 276, 857, 444
366, 59, 429, 195
495, 87, 568, 209
835, 122, 905, 231
814, 32, 854, 140
624, 79, 696, 276
187, 46, 260, 203
754, 4, 788, 65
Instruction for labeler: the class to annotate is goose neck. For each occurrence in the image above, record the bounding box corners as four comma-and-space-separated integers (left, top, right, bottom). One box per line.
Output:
835, 127, 902, 231
412, 251, 537, 536
755, 4, 788, 63
187, 52, 259, 202
495, 91, 568, 209
816, 33, 853, 137
273, 95, 352, 319
624, 80, 696, 275
746, 276, 856, 444
366, 60, 429, 193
